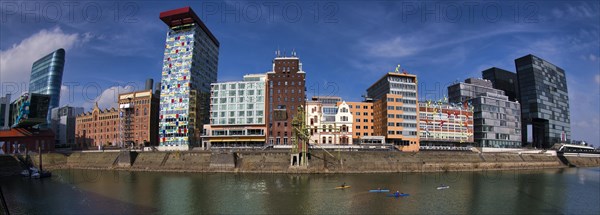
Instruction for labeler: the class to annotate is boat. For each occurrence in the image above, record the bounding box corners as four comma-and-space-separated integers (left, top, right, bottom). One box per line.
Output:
335, 186, 351, 189
437, 185, 450, 190
20, 169, 30, 177
388, 193, 410, 197
369, 189, 390, 193
31, 171, 51, 179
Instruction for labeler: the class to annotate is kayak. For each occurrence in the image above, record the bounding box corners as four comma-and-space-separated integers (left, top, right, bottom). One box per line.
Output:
388, 193, 410, 197
369, 189, 390, 193
335, 186, 351, 189
437, 186, 450, 190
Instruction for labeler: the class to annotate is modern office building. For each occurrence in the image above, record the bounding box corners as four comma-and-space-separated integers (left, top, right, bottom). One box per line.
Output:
367, 71, 419, 151
265, 52, 306, 146
10, 93, 51, 128
28, 48, 65, 124
418, 101, 474, 146
158, 7, 220, 151
0, 94, 10, 130
202, 74, 267, 149
448, 78, 521, 148
305, 99, 353, 144
50, 106, 84, 147
346, 100, 374, 144
482, 67, 519, 102
515, 54, 570, 148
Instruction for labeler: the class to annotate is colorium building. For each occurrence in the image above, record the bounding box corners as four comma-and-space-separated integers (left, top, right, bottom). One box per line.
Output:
158, 7, 219, 151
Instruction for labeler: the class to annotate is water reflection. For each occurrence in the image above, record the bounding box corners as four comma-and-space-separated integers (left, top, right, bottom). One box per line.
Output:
0, 168, 598, 214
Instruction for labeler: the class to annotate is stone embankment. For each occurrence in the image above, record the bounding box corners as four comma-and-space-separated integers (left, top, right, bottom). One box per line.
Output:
11, 150, 599, 174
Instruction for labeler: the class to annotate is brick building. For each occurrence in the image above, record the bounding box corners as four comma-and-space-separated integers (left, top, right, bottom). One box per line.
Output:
0, 128, 55, 154
75, 90, 159, 149
75, 103, 119, 149
265, 52, 306, 145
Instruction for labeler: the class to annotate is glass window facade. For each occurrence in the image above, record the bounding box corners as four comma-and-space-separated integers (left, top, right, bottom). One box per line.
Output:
28, 49, 65, 124
516, 54, 570, 148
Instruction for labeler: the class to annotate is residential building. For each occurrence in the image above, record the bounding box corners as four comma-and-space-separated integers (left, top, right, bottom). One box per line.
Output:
10, 93, 50, 128
158, 7, 220, 151
118, 90, 160, 147
0, 94, 10, 130
50, 106, 84, 147
28, 48, 65, 124
482, 67, 519, 102
305, 99, 353, 144
202, 74, 267, 149
448, 78, 521, 148
515, 54, 570, 148
367, 71, 419, 151
75, 103, 119, 149
0, 128, 55, 154
346, 100, 374, 143
265, 52, 306, 146
418, 101, 474, 146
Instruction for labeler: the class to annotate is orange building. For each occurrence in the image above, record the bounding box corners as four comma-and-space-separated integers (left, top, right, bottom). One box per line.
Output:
367, 71, 420, 152
345, 101, 374, 144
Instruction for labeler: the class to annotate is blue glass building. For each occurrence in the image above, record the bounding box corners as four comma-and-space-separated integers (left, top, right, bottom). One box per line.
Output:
28, 48, 65, 124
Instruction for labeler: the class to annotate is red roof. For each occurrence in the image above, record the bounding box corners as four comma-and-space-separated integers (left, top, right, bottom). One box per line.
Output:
0, 128, 54, 138
159, 6, 220, 47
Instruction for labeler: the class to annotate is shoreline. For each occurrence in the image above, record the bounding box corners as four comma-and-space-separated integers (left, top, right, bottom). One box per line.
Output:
7, 151, 597, 174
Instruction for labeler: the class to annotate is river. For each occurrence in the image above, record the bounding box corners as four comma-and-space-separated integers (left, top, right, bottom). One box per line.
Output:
1, 168, 599, 214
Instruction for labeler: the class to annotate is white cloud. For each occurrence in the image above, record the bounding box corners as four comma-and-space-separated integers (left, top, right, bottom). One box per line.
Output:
0, 27, 84, 96
595, 74, 600, 85
82, 86, 135, 111
589, 54, 598, 62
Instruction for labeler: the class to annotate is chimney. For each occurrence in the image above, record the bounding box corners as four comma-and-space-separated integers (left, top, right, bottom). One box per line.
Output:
145, 79, 154, 91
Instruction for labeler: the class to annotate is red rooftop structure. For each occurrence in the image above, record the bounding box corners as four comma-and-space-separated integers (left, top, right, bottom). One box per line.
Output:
0, 128, 55, 154
159, 6, 220, 47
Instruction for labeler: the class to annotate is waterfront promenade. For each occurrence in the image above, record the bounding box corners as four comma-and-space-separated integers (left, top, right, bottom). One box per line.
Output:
3, 150, 599, 174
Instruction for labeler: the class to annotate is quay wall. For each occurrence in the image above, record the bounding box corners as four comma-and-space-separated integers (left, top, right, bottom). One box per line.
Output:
20, 150, 599, 174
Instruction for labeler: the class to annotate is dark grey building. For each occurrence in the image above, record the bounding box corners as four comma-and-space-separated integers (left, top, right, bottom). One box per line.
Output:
448, 78, 521, 148
0, 94, 10, 130
51, 106, 84, 147
482, 67, 519, 102
29, 49, 66, 125
515, 54, 570, 148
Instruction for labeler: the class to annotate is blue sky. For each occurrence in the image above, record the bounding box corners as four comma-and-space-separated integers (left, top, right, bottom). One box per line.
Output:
0, 0, 598, 145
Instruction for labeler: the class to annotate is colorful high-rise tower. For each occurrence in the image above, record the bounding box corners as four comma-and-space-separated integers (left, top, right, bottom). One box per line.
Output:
158, 7, 219, 151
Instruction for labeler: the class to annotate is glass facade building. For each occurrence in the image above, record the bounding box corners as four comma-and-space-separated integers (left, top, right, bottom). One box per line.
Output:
28, 48, 65, 124
202, 74, 266, 149
158, 7, 220, 151
515, 54, 570, 148
482, 67, 519, 102
210, 74, 265, 125
448, 78, 521, 148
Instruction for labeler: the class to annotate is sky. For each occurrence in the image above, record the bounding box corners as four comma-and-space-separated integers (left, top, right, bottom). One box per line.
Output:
0, 0, 598, 145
